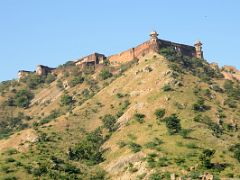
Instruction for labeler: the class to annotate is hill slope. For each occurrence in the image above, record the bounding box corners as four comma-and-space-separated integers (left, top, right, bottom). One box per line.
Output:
0, 51, 240, 179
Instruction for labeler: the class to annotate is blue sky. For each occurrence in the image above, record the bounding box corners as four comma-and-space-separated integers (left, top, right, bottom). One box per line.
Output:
0, 0, 240, 81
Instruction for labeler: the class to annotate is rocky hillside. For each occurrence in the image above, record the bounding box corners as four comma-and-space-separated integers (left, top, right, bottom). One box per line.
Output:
0, 48, 240, 179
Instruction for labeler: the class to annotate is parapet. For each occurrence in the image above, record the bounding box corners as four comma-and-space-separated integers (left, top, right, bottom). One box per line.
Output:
36, 65, 55, 76
18, 70, 32, 80
75, 52, 106, 67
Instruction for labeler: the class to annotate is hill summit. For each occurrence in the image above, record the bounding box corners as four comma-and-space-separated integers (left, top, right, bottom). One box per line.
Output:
0, 31, 240, 179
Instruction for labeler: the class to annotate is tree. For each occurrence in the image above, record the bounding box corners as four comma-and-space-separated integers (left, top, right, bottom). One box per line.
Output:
102, 114, 117, 132
199, 149, 215, 169
68, 129, 104, 164
164, 114, 181, 135
14, 89, 34, 108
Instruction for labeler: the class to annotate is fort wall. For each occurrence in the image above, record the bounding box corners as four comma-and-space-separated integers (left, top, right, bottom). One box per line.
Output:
108, 40, 159, 65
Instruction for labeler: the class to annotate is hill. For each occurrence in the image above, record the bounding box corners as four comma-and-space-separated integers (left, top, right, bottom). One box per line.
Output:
0, 34, 240, 179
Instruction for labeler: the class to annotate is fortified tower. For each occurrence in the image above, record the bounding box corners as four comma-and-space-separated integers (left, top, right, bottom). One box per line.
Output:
150, 31, 159, 42
194, 40, 204, 59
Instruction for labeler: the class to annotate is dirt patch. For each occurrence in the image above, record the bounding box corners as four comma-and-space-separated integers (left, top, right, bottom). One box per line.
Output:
0, 129, 37, 152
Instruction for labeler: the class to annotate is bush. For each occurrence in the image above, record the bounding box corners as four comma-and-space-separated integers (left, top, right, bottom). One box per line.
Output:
24, 74, 45, 89
60, 94, 74, 106
99, 69, 112, 80
224, 98, 237, 108
192, 98, 210, 112
133, 113, 145, 123
128, 142, 142, 153
102, 114, 117, 132
164, 114, 181, 135
162, 84, 172, 91
180, 129, 192, 138
56, 79, 64, 89
145, 137, 163, 149
193, 114, 223, 137
68, 129, 104, 164
14, 89, 34, 108
229, 143, 240, 162
69, 76, 84, 87
154, 108, 166, 120
39, 109, 61, 125
199, 149, 215, 169
45, 73, 56, 84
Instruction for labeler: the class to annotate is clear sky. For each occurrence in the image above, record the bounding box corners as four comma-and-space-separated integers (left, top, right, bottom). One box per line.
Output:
0, 0, 240, 82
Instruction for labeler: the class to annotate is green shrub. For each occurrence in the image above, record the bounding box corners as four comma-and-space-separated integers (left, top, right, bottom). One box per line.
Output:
145, 137, 163, 149
39, 109, 61, 125
56, 79, 64, 89
163, 84, 172, 91
157, 157, 169, 167
68, 129, 104, 164
224, 98, 237, 108
14, 89, 34, 108
164, 114, 181, 135
192, 98, 210, 112
60, 94, 74, 106
154, 108, 166, 120
133, 113, 145, 123
102, 114, 117, 132
117, 141, 127, 148
180, 129, 192, 138
45, 73, 56, 84
229, 143, 240, 162
99, 69, 112, 80
23, 74, 45, 89
193, 114, 223, 137
3, 175, 17, 180
128, 142, 142, 153
186, 143, 198, 149
199, 149, 215, 169
69, 76, 84, 87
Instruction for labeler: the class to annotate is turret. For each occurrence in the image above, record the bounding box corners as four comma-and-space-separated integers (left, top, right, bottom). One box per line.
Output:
150, 31, 159, 42
194, 40, 204, 59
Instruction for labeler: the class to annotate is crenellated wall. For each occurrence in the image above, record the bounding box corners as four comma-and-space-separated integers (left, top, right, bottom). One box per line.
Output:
108, 38, 197, 65
75, 53, 106, 68
108, 40, 159, 65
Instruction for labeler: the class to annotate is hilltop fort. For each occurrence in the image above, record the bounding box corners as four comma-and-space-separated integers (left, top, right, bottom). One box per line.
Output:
18, 31, 203, 79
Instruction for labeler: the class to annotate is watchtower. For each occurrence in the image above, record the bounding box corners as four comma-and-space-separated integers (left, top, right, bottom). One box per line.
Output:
194, 40, 204, 59
150, 31, 159, 42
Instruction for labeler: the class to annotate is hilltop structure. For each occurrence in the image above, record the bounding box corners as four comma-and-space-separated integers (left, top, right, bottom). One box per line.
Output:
75, 31, 203, 67
18, 31, 204, 79
18, 70, 33, 80
36, 65, 55, 76
18, 65, 55, 80
75, 53, 106, 68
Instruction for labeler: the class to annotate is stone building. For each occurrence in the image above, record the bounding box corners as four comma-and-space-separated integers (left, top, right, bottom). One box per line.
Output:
108, 31, 204, 64
36, 65, 55, 76
18, 70, 32, 80
73, 31, 204, 68
194, 40, 204, 59
75, 53, 106, 68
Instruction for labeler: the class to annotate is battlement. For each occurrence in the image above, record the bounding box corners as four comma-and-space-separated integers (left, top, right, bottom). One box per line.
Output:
108, 31, 203, 65
18, 31, 204, 79
18, 70, 33, 80
75, 53, 106, 68
36, 65, 55, 76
